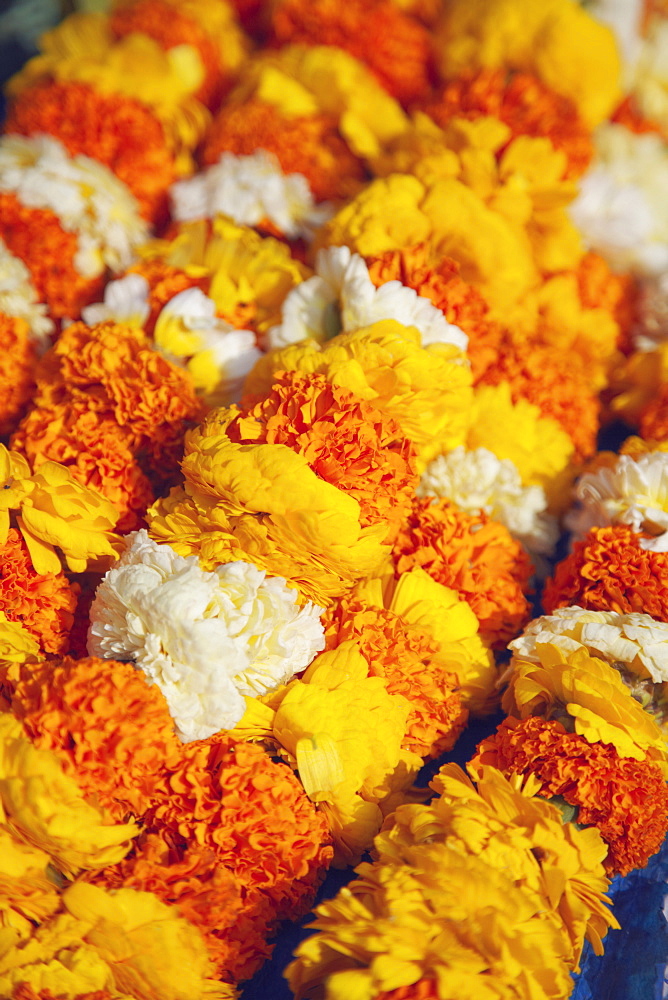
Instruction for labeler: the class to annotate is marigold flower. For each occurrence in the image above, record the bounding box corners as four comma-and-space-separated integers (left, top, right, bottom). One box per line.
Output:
269, 0, 432, 104
468, 383, 576, 512
221, 370, 418, 542
0, 528, 77, 657
109, 0, 249, 109
245, 320, 473, 466
502, 641, 668, 770
544, 524, 668, 622
88, 531, 325, 742
10, 655, 181, 823
8, 12, 210, 175
473, 715, 668, 875
0, 714, 138, 878
201, 97, 365, 204
94, 833, 274, 983
0, 829, 60, 940
416, 69, 593, 179
145, 736, 334, 919
392, 497, 533, 648
433, 0, 622, 129
0, 314, 36, 439
639, 381, 668, 442
5, 81, 178, 224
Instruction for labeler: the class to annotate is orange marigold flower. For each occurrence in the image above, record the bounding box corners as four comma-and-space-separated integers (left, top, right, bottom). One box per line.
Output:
145, 736, 334, 920
11, 655, 182, 823
322, 595, 467, 757
543, 525, 668, 620
416, 69, 593, 179
612, 95, 666, 140
575, 251, 638, 356
5, 81, 177, 225
0, 314, 36, 438
475, 334, 600, 463
13, 320, 203, 500
364, 244, 505, 383
94, 833, 276, 982
473, 716, 668, 875
376, 984, 440, 1000
0, 528, 77, 657
392, 497, 533, 647
639, 384, 668, 443
0, 192, 104, 320
221, 370, 419, 543
109, 0, 243, 109
269, 0, 432, 104
201, 97, 366, 203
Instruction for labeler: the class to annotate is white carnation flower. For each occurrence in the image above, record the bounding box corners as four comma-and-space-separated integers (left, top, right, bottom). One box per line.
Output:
570, 124, 668, 276
418, 446, 558, 557
509, 605, 668, 683
169, 150, 332, 239
82, 273, 151, 328
566, 451, 668, 551
0, 134, 148, 279
268, 245, 468, 352
88, 531, 325, 742
0, 238, 53, 349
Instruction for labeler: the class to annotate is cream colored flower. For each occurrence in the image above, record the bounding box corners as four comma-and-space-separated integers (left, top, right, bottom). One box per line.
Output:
632, 17, 668, 134
267, 244, 468, 352
170, 150, 332, 239
0, 238, 53, 349
418, 446, 558, 557
566, 451, 668, 551
0, 134, 148, 278
570, 124, 668, 276
88, 530, 325, 742
81, 273, 151, 328
509, 605, 668, 685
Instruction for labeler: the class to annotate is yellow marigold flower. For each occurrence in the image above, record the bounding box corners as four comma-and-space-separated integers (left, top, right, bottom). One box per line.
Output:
0, 444, 120, 575
0, 714, 138, 878
149, 438, 389, 605
245, 320, 473, 466
139, 216, 308, 338
371, 116, 582, 279
0, 882, 230, 1000
388, 764, 616, 963
235, 642, 421, 865
230, 44, 408, 159
502, 641, 668, 772
315, 173, 539, 312
7, 13, 210, 173
467, 383, 575, 512
0, 611, 41, 675
0, 829, 60, 940
607, 342, 668, 425
287, 840, 576, 1000
433, 0, 622, 129
357, 567, 498, 715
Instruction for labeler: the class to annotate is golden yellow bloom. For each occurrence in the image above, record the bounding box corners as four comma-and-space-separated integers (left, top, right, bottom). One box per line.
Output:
229, 44, 408, 159
433, 0, 622, 128
0, 882, 230, 1000
0, 445, 120, 576
357, 567, 497, 715
139, 216, 309, 338
0, 611, 41, 675
467, 384, 575, 512
234, 642, 420, 865
245, 320, 473, 466
149, 435, 389, 604
607, 342, 668, 426
0, 714, 138, 878
502, 642, 668, 772
0, 829, 60, 940
7, 13, 210, 173
316, 173, 539, 313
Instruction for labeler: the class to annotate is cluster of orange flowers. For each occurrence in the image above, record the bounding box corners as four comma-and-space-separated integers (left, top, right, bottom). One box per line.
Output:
2, 0, 668, 998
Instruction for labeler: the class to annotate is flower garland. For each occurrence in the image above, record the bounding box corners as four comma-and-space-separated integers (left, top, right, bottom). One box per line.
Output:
0, 1, 668, 999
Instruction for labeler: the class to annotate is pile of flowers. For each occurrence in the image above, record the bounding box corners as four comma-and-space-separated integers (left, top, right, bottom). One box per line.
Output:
1, 0, 668, 997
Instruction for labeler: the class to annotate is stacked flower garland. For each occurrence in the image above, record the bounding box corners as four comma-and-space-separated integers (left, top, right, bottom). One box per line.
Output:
0, 0, 668, 997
